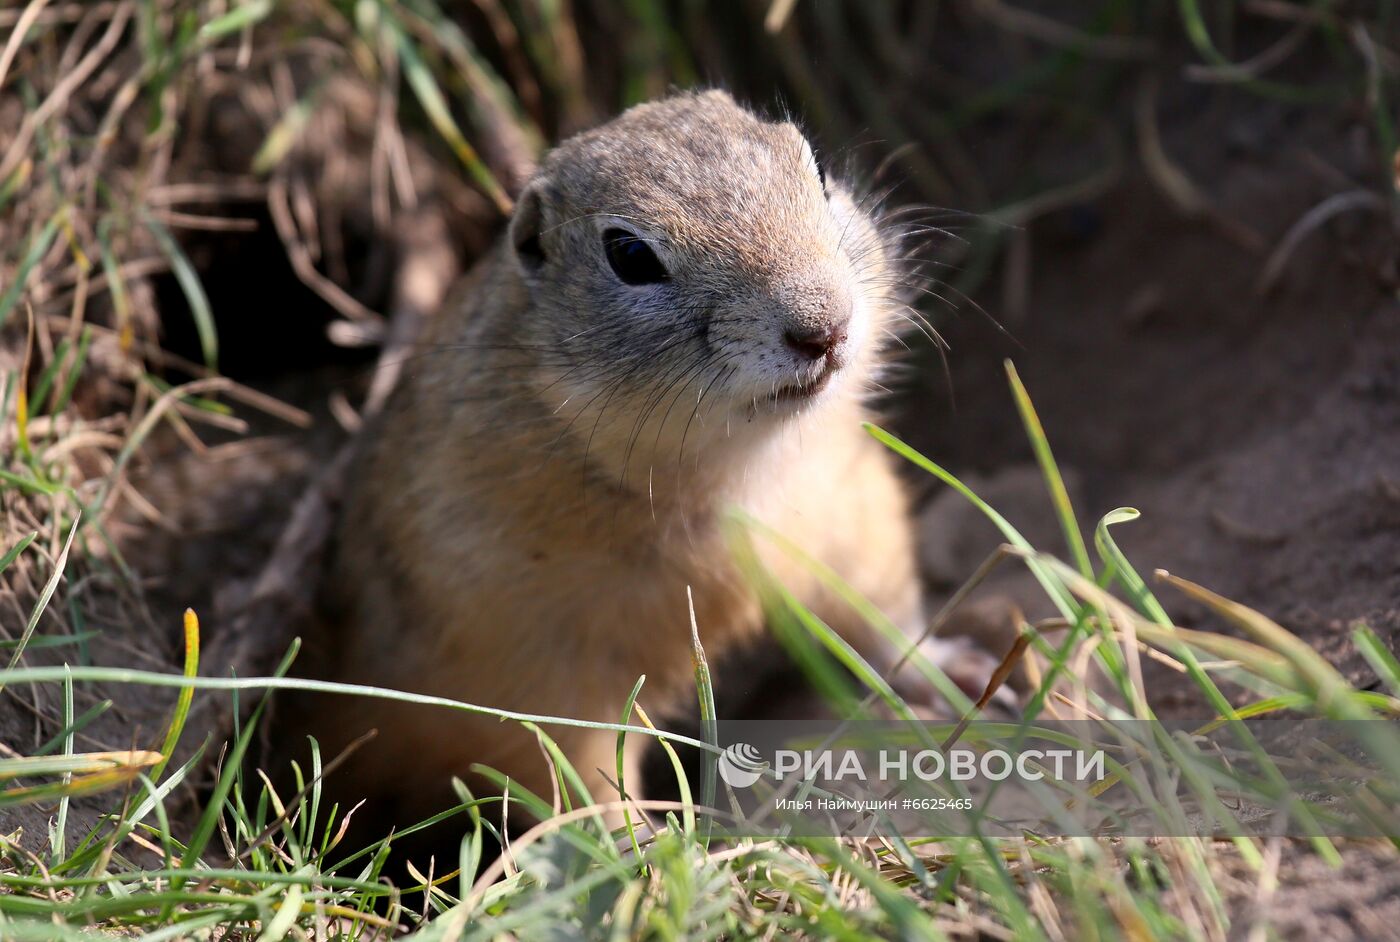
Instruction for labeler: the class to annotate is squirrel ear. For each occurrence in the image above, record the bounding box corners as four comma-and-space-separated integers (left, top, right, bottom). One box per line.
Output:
509, 180, 547, 270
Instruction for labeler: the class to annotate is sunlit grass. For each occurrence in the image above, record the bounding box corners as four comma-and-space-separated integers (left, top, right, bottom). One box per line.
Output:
1, 362, 1397, 939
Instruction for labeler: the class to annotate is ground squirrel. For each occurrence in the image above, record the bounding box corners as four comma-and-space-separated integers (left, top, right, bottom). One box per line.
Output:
302, 90, 958, 825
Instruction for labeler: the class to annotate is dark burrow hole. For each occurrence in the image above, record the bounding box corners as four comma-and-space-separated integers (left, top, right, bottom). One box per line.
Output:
153, 204, 382, 383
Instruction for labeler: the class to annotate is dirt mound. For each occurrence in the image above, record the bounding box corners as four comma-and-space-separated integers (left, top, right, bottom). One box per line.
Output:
901, 122, 1399, 702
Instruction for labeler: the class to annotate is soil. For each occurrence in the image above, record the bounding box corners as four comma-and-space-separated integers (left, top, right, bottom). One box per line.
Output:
901, 134, 1400, 699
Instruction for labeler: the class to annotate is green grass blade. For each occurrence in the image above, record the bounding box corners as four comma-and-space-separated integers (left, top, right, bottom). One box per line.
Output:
864, 422, 1078, 619
50, 667, 76, 861
141, 213, 217, 370
28, 336, 72, 415
0, 664, 717, 756
153, 608, 200, 781
251, 84, 321, 174
1355, 623, 1400, 697
1006, 360, 1092, 577
1093, 507, 1171, 625
1, 517, 80, 684
0, 531, 37, 574
384, 6, 512, 215
196, 0, 272, 43
49, 327, 93, 417
0, 210, 62, 331
615, 675, 648, 863
175, 640, 300, 884
33, 698, 110, 756
687, 586, 718, 828
634, 702, 695, 837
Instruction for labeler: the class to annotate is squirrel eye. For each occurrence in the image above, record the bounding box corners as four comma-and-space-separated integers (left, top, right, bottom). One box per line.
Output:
603, 229, 669, 285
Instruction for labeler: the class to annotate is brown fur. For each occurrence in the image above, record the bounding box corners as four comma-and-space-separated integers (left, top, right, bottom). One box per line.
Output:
302, 91, 935, 823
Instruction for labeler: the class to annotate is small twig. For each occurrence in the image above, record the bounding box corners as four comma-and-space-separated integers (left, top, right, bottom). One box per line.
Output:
0, 1, 117, 28
940, 633, 1033, 752
1255, 190, 1388, 295
1209, 510, 1287, 547
148, 210, 259, 233
1185, 16, 1311, 83
267, 176, 381, 323
0, 1, 134, 184
990, 121, 1123, 228
0, 0, 51, 91
36, 315, 312, 428
145, 180, 268, 205
1135, 75, 1265, 252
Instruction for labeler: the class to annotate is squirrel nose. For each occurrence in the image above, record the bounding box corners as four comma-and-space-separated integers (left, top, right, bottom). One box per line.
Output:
783, 321, 848, 362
